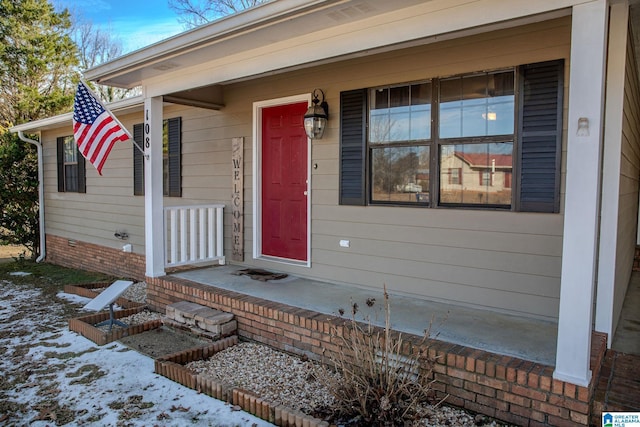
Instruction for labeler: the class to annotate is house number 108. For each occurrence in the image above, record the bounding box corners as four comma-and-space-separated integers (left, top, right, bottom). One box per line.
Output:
144, 109, 150, 149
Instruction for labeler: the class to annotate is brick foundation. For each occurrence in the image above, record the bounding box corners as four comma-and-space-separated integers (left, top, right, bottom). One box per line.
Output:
42, 236, 607, 426
147, 275, 607, 427
46, 234, 145, 280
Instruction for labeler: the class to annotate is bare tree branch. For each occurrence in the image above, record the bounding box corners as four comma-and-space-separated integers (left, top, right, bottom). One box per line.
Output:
168, 0, 267, 29
66, 11, 140, 102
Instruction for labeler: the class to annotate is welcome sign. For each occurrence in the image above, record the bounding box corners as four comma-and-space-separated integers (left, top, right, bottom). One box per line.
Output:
232, 137, 244, 261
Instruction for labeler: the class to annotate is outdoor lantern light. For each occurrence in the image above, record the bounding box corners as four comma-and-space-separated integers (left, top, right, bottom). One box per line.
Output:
304, 89, 329, 140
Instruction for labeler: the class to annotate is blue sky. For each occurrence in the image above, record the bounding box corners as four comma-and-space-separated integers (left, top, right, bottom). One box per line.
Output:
54, 0, 185, 53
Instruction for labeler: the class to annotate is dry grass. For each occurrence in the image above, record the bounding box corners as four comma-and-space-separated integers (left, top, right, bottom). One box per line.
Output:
0, 245, 30, 263
316, 285, 438, 426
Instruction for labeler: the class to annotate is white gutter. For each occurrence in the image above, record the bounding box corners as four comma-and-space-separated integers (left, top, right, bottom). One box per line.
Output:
9, 95, 143, 133
17, 131, 45, 263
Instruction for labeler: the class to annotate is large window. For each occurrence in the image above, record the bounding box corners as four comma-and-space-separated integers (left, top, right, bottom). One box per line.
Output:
369, 83, 431, 204
340, 60, 564, 213
57, 136, 86, 193
368, 71, 514, 208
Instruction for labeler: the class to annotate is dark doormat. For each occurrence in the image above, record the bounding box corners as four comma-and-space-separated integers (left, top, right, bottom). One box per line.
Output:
232, 268, 288, 282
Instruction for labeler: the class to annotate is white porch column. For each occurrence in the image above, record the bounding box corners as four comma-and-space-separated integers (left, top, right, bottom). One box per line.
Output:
554, 0, 609, 387
596, 2, 629, 346
144, 96, 165, 277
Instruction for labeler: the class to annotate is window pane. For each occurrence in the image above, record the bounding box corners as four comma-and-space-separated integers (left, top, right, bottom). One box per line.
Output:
63, 137, 77, 163
371, 145, 429, 203
439, 142, 513, 206
370, 88, 390, 142
370, 83, 431, 143
409, 83, 431, 141
64, 164, 78, 192
439, 71, 514, 138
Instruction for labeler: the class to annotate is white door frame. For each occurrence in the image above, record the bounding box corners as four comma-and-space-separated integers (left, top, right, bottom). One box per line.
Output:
252, 93, 312, 267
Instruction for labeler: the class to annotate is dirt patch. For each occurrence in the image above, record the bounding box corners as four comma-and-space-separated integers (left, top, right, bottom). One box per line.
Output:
118, 326, 211, 358
0, 245, 29, 263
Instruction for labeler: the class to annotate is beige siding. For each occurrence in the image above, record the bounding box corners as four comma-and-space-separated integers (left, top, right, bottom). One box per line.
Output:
613, 32, 640, 332
228, 17, 571, 320
42, 110, 145, 254
43, 105, 187, 254
41, 17, 571, 320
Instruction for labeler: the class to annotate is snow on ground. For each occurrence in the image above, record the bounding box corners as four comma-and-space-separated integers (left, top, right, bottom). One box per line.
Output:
0, 279, 274, 426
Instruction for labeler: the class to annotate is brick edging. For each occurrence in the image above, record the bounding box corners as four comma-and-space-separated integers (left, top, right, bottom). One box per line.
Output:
154, 335, 329, 427
68, 306, 160, 346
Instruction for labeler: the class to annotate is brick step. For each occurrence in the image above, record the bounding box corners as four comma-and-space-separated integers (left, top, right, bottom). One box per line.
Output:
166, 301, 237, 339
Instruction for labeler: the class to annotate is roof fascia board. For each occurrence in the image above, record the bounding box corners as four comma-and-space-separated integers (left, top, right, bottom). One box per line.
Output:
84, 0, 344, 86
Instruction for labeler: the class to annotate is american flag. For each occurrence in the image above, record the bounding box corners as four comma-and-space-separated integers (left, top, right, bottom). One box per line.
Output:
73, 81, 131, 175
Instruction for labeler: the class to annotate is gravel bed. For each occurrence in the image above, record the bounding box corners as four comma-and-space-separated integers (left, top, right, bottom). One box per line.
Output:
95, 309, 162, 332
186, 342, 513, 427
121, 281, 147, 303
119, 309, 162, 324
94, 281, 147, 303
187, 342, 338, 414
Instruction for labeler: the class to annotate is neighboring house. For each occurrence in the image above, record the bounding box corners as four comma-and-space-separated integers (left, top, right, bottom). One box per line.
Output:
10, 0, 640, 423
440, 151, 513, 206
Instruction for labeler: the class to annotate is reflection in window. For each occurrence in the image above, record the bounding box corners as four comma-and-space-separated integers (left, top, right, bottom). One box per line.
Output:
371, 146, 429, 203
439, 72, 514, 139
439, 142, 513, 206
370, 82, 431, 143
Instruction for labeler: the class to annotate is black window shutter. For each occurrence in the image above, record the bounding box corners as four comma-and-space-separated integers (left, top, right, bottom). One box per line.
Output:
133, 123, 144, 196
339, 89, 367, 205
77, 148, 86, 194
517, 60, 564, 213
56, 137, 65, 192
167, 117, 182, 197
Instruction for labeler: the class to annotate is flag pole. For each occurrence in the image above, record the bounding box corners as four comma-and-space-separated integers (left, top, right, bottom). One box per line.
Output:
80, 80, 148, 159
130, 137, 146, 158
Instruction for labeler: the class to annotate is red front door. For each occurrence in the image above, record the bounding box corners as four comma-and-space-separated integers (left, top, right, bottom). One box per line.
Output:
261, 102, 308, 261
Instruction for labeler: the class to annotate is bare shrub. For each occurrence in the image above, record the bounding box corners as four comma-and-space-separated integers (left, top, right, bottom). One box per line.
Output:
316, 285, 441, 426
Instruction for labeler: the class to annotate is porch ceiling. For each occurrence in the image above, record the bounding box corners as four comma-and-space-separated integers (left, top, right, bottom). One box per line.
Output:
164, 84, 224, 110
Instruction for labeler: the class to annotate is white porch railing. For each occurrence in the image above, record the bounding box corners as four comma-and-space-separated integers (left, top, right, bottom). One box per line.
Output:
164, 204, 225, 268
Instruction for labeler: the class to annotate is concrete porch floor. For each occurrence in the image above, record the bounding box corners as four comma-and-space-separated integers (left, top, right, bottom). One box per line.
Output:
174, 265, 559, 366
